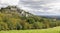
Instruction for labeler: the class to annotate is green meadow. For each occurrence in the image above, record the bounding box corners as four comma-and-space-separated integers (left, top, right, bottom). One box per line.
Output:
0, 26, 60, 33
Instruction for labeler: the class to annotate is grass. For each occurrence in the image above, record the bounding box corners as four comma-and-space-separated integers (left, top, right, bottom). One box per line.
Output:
0, 26, 60, 33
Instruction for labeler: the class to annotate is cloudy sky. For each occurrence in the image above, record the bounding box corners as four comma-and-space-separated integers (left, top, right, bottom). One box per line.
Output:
0, 0, 60, 16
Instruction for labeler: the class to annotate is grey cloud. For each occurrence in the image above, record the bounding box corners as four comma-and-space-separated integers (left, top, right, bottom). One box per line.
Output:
19, 0, 60, 15
29, 10, 56, 15
19, 0, 53, 10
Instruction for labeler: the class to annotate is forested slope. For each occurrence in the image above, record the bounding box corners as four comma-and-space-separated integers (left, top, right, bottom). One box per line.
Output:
0, 6, 60, 31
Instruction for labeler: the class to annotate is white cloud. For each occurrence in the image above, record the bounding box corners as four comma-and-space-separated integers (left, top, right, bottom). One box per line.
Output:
0, 0, 19, 5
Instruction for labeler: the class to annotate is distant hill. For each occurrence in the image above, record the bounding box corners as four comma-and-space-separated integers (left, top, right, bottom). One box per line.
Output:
40, 15, 60, 20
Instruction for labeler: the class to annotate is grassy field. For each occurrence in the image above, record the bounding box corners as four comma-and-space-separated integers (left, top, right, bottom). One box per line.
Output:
0, 26, 60, 33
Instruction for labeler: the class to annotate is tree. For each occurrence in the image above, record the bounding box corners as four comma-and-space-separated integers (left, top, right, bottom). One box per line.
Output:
0, 22, 8, 31
26, 18, 35, 24
33, 22, 44, 29
42, 19, 50, 28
